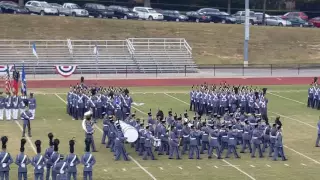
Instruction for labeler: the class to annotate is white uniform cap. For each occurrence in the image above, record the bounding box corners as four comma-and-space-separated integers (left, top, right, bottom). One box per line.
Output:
84, 111, 92, 117
184, 118, 188, 123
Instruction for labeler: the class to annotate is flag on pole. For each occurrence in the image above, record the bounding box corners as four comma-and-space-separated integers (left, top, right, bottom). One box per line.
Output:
67, 39, 73, 55
21, 63, 27, 96
12, 65, 19, 96
32, 43, 39, 65
4, 64, 11, 94
93, 44, 99, 63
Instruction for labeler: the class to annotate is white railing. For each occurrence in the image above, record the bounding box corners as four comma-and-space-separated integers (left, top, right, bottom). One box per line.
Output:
125, 39, 135, 55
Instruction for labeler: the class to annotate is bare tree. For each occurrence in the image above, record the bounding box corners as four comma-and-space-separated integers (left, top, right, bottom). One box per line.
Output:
19, 0, 24, 6
262, 0, 267, 25
144, 0, 151, 7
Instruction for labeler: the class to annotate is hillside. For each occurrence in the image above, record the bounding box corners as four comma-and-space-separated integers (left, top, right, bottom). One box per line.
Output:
1, 14, 320, 64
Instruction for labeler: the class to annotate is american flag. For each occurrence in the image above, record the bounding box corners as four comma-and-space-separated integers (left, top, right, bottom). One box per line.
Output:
5, 65, 11, 94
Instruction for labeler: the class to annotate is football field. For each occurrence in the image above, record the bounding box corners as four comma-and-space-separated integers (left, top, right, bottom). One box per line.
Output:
2, 85, 320, 180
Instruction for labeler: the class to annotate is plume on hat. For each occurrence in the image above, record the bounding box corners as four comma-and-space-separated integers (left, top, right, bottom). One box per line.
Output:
20, 139, 27, 152
69, 139, 75, 153
1, 136, 8, 149
53, 139, 60, 152
35, 140, 41, 154
48, 133, 54, 146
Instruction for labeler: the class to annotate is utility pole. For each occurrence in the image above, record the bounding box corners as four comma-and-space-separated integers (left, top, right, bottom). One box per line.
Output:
262, 0, 267, 25
244, 0, 250, 67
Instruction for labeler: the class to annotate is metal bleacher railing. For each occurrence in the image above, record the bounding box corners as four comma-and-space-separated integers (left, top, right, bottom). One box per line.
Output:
0, 38, 198, 75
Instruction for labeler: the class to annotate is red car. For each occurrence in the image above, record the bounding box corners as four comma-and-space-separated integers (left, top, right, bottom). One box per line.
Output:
282, 12, 308, 21
309, 17, 320, 28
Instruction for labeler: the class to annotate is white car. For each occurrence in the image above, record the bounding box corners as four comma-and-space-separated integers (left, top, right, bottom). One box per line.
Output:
58, 3, 88, 17
25, 1, 58, 16
266, 16, 292, 26
133, 7, 163, 20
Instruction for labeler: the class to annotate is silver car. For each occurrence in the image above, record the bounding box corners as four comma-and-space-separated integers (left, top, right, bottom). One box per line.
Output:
265, 16, 292, 26
25, 1, 58, 15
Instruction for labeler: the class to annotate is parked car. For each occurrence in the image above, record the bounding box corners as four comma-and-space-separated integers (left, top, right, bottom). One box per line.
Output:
49, 3, 61, 9
108, 5, 138, 19
287, 17, 313, 27
234, 11, 257, 25
25, 1, 58, 16
254, 12, 270, 25
265, 16, 291, 26
58, 3, 89, 17
309, 17, 320, 28
132, 6, 163, 20
210, 12, 236, 24
0, 1, 29, 14
197, 8, 219, 15
282, 12, 308, 21
161, 10, 188, 21
83, 3, 113, 18
185, 11, 211, 23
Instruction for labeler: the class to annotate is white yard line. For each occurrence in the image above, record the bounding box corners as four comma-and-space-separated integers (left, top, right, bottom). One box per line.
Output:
164, 93, 256, 180
14, 121, 37, 154
250, 165, 255, 168
164, 93, 320, 167
54, 93, 158, 180
266, 164, 271, 167
214, 165, 218, 168
284, 164, 289, 166
268, 111, 316, 129
269, 92, 305, 105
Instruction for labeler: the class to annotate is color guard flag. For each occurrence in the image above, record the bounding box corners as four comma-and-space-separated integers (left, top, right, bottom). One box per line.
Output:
5, 65, 11, 94
32, 43, 39, 65
12, 65, 19, 96
21, 63, 27, 95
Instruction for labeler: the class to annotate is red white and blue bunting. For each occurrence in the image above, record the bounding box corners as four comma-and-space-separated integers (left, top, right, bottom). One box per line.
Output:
0, 65, 13, 76
55, 65, 77, 77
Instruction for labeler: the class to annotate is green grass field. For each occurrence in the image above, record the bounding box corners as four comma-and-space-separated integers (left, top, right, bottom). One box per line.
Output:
1, 14, 320, 64
2, 85, 320, 180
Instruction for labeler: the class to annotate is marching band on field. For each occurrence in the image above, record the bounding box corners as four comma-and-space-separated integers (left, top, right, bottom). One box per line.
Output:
5, 79, 320, 180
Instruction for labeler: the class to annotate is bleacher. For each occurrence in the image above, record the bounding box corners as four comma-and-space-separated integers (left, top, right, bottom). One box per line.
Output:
0, 38, 198, 74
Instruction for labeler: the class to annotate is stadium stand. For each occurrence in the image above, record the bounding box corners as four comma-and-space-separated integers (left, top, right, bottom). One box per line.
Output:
0, 38, 198, 74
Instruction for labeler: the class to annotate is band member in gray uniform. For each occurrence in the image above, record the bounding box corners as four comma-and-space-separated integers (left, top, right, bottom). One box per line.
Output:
169, 126, 181, 159
143, 125, 156, 160
32, 140, 46, 180
0, 136, 13, 180
114, 122, 129, 161
0, 92, 4, 120
12, 94, 19, 120
189, 125, 201, 159
273, 127, 287, 161
316, 118, 320, 147
20, 103, 32, 137
45, 133, 54, 180
53, 154, 68, 180
66, 139, 80, 180
83, 112, 97, 152
28, 93, 36, 120
50, 139, 61, 180
81, 138, 96, 180
251, 125, 263, 158
208, 126, 222, 159
15, 139, 30, 180
4, 92, 11, 121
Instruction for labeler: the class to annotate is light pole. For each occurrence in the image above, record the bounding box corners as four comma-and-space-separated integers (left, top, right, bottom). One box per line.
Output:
244, 0, 250, 67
